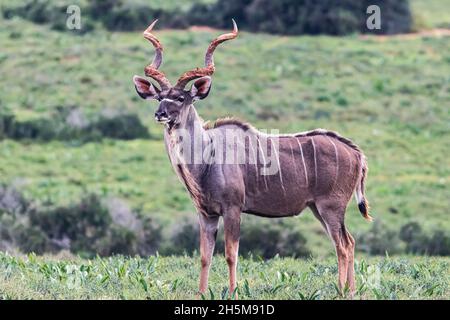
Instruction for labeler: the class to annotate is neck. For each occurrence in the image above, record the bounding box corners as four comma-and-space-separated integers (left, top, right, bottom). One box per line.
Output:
178, 104, 204, 132
164, 105, 208, 172
165, 105, 205, 139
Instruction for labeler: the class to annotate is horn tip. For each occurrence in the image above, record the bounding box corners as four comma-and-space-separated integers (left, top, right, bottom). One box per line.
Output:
231, 19, 238, 33
145, 19, 158, 33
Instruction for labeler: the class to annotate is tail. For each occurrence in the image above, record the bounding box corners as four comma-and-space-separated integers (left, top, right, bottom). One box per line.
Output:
355, 155, 372, 221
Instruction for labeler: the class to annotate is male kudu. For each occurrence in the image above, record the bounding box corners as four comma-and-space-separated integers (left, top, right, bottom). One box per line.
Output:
133, 20, 372, 296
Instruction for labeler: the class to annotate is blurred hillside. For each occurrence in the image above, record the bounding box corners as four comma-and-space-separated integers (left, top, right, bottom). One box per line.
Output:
0, 0, 449, 258
0, 0, 415, 34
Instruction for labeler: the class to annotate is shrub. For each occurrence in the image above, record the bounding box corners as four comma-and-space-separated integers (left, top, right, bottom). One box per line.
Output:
2, 0, 94, 34
95, 225, 138, 256
0, 184, 49, 253
0, 185, 162, 257
357, 221, 450, 256
0, 110, 150, 142
369, 0, 412, 35
190, 0, 412, 35
29, 194, 112, 254
357, 220, 402, 255
98, 1, 156, 31
239, 219, 310, 258
400, 222, 450, 256
137, 215, 164, 255
6, 118, 61, 141
89, 113, 150, 140
426, 230, 450, 256
165, 219, 200, 255
0, 184, 30, 214
399, 221, 424, 253
165, 217, 310, 259
0, 114, 15, 140
3, 0, 412, 35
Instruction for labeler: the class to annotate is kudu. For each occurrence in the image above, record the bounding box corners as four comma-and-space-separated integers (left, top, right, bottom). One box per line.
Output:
133, 20, 372, 296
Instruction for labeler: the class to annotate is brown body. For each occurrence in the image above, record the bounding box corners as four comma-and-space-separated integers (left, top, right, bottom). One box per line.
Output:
133, 21, 371, 297
245, 131, 363, 218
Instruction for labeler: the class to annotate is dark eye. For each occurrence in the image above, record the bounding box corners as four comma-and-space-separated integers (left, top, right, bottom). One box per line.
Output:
177, 96, 185, 102
157, 96, 162, 102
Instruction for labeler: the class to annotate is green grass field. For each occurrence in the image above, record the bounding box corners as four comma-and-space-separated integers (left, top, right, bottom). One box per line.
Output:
0, 252, 448, 299
0, 0, 449, 299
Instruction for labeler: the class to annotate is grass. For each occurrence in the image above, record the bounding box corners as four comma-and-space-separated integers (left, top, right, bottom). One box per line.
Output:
0, 252, 448, 299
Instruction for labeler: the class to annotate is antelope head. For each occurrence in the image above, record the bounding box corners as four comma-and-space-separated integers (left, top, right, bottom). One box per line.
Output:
133, 20, 238, 129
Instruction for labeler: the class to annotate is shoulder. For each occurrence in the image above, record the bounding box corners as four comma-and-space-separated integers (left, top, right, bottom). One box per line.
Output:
204, 117, 255, 132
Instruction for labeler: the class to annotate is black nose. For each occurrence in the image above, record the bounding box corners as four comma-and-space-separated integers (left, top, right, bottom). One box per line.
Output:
155, 111, 167, 119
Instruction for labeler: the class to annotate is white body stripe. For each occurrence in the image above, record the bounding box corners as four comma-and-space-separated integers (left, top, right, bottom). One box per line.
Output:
311, 137, 318, 187
342, 145, 352, 174
327, 137, 339, 190
271, 139, 286, 195
288, 141, 301, 182
257, 138, 268, 190
250, 141, 259, 187
296, 138, 308, 186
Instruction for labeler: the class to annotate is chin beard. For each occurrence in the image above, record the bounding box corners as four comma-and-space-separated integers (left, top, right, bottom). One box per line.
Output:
157, 114, 181, 131
165, 118, 178, 130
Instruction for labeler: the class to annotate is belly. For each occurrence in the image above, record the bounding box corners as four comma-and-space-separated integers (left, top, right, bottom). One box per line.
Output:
243, 175, 311, 217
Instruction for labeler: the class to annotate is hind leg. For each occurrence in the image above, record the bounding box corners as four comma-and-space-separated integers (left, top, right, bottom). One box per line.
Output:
314, 201, 355, 294
309, 203, 330, 238
344, 229, 355, 294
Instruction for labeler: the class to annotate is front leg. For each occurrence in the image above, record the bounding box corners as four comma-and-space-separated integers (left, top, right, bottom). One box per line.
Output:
223, 207, 241, 296
198, 214, 219, 295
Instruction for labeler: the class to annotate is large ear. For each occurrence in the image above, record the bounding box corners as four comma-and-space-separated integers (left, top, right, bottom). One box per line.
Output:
190, 76, 212, 100
133, 75, 160, 100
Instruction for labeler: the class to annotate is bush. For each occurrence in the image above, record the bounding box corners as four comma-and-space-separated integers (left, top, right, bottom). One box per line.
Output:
400, 222, 450, 256
357, 220, 402, 255
0, 185, 162, 257
90, 0, 190, 30
0, 184, 49, 253
0, 114, 15, 140
3, 0, 412, 35
97, 1, 156, 31
2, 184, 448, 257
239, 219, 310, 258
2, 0, 95, 34
89, 113, 150, 140
0, 110, 151, 142
165, 217, 310, 259
358, 221, 450, 256
165, 219, 201, 255
399, 221, 426, 253
427, 230, 450, 256
190, 0, 412, 35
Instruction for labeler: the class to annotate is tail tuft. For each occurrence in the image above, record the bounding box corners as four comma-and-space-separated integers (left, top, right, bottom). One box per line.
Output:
358, 199, 372, 222
356, 154, 372, 222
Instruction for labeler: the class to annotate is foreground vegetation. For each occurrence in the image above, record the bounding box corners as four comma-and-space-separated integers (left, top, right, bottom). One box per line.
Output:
0, 252, 448, 299
1, 12, 448, 255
